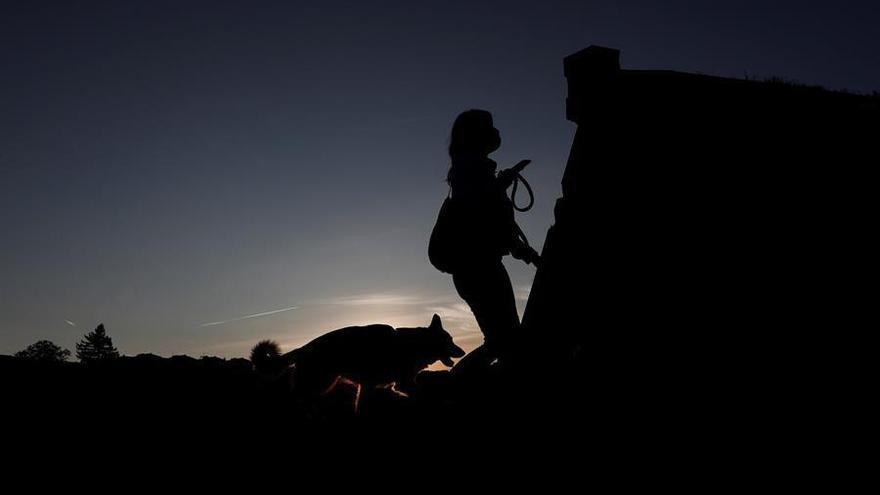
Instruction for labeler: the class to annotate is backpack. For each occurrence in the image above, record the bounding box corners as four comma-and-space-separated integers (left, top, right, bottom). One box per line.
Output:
428, 192, 463, 274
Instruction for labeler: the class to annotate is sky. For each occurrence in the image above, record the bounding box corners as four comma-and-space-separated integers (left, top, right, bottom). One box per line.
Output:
2, 0, 878, 359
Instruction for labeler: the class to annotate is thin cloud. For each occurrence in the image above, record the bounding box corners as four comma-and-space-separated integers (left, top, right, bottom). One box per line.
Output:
514, 285, 531, 302
426, 303, 476, 323
200, 305, 299, 327
310, 293, 433, 306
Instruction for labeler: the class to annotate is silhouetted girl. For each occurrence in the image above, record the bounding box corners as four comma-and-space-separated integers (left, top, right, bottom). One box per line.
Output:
443, 109, 539, 372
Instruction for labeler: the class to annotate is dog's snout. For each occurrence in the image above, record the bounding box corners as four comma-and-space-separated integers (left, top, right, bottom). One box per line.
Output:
450, 343, 465, 358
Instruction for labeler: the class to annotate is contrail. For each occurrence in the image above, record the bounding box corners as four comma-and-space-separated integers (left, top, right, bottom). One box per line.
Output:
64, 319, 77, 327
200, 305, 299, 327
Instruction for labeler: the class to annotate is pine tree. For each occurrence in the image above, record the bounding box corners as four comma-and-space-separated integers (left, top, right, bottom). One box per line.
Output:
75, 323, 119, 363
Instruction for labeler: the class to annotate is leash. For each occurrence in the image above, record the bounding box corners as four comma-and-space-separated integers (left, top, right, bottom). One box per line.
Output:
508, 171, 539, 267
509, 171, 534, 212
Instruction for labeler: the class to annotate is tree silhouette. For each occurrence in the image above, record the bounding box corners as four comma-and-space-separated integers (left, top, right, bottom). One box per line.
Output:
15, 340, 71, 363
75, 323, 119, 363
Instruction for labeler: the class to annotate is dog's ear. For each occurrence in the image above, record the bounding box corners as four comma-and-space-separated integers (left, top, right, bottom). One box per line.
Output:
430, 313, 442, 329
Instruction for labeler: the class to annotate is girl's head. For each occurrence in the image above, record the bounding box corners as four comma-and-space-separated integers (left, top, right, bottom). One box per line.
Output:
448, 109, 501, 162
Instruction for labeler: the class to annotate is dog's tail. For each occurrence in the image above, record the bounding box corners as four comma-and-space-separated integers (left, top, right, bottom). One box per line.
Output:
250, 340, 299, 375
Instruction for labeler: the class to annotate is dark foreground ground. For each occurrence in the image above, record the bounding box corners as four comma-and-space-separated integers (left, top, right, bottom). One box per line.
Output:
1, 348, 587, 440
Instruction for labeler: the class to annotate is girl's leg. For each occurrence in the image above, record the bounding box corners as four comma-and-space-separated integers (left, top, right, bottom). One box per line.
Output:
452, 260, 520, 374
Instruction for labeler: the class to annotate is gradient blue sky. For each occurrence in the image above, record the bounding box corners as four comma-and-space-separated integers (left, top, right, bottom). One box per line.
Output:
2, 0, 877, 358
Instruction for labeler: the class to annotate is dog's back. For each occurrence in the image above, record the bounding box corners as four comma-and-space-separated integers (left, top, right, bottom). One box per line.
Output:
292, 324, 401, 388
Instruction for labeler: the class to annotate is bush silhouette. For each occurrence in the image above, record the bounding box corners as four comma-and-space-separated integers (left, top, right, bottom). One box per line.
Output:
76, 323, 119, 363
15, 340, 71, 363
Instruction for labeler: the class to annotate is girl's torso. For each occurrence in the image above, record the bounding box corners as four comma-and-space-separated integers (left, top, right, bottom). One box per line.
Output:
448, 156, 515, 261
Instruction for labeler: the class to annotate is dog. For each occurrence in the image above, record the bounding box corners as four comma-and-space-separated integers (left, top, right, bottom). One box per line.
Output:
250, 314, 465, 411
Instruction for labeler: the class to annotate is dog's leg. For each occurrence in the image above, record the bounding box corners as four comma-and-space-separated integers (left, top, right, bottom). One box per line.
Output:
321, 375, 343, 396
354, 383, 362, 414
